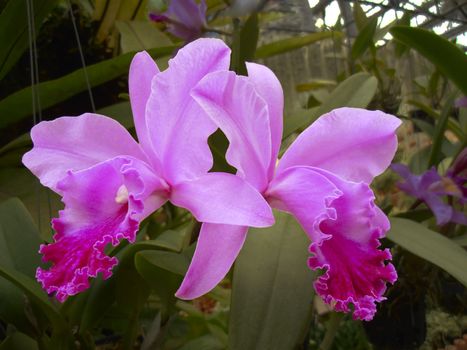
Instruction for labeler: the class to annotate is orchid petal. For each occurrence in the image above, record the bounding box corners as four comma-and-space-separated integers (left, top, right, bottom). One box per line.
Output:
165, 0, 206, 41
308, 169, 397, 321
36, 157, 166, 302
246, 62, 283, 177
193, 71, 271, 191
170, 173, 274, 227
392, 164, 466, 225
147, 39, 230, 184
176, 223, 248, 299
266, 166, 342, 241
22, 114, 146, 191
129, 51, 160, 160
278, 108, 401, 183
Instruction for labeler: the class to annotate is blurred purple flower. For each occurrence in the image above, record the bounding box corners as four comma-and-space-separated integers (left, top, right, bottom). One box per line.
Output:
455, 96, 467, 108
149, 0, 207, 42
392, 160, 467, 225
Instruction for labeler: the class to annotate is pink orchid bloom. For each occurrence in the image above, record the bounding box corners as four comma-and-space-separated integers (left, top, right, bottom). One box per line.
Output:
22, 39, 273, 302
176, 68, 401, 321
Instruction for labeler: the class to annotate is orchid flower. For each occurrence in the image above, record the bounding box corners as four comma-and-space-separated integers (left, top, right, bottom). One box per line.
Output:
392, 159, 466, 226
150, 0, 207, 42
22, 39, 273, 302
176, 68, 401, 321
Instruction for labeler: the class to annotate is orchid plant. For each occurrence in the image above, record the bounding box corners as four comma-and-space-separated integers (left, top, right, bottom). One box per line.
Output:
23, 38, 400, 323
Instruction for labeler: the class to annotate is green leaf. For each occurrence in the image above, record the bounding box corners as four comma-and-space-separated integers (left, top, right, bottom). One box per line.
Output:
135, 250, 189, 312
75, 228, 186, 331
231, 13, 259, 75
208, 129, 236, 173
96, 101, 134, 129
453, 234, 467, 247
0, 168, 61, 238
295, 80, 336, 92
229, 211, 315, 350
116, 20, 172, 53
283, 73, 378, 138
353, 2, 369, 31
0, 263, 65, 327
179, 335, 224, 350
140, 312, 162, 350
0, 46, 177, 131
393, 13, 411, 57
240, 13, 259, 64
0, 198, 43, 333
428, 92, 457, 167
76, 277, 117, 332
351, 16, 378, 59
0, 0, 60, 80
136, 250, 189, 277
387, 218, 467, 287
255, 31, 341, 59
0, 332, 38, 350
390, 26, 467, 95
315, 72, 377, 116
0, 201, 73, 347
282, 107, 319, 140
0, 198, 42, 276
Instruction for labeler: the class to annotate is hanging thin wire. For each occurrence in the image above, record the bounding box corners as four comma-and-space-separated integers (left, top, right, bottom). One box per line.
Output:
66, 0, 96, 112
26, 0, 43, 232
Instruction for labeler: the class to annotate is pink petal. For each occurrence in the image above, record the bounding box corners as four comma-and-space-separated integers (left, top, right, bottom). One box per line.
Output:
192, 71, 271, 191
22, 114, 147, 191
246, 62, 283, 178
176, 223, 248, 299
170, 173, 274, 227
36, 157, 167, 302
146, 38, 230, 184
277, 108, 401, 183
266, 166, 342, 241
129, 51, 160, 162
307, 169, 397, 321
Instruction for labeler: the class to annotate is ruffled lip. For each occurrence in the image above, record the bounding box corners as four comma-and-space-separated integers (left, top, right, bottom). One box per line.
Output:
36, 158, 154, 302
307, 179, 397, 321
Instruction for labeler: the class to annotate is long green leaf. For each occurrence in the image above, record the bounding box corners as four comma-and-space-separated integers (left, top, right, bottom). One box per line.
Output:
283, 72, 378, 139
387, 218, 467, 287
351, 16, 378, 59
135, 250, 189, 312
229, 211, 315, 350
0, 202, 73, 347
0, 264, 61, 325
255, 31, 341, 59
231, 13, 259, 75
0, 198, 44, 333
0, 332, 38, 350
115, 20, 172, 53
0, 0, 60, 80
0, 46, 177, 130
390, 26, 467, 95
428, 92, 457, 167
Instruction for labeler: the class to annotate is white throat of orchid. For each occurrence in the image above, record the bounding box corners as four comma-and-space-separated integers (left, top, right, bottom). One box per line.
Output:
115, 185, 129, 204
